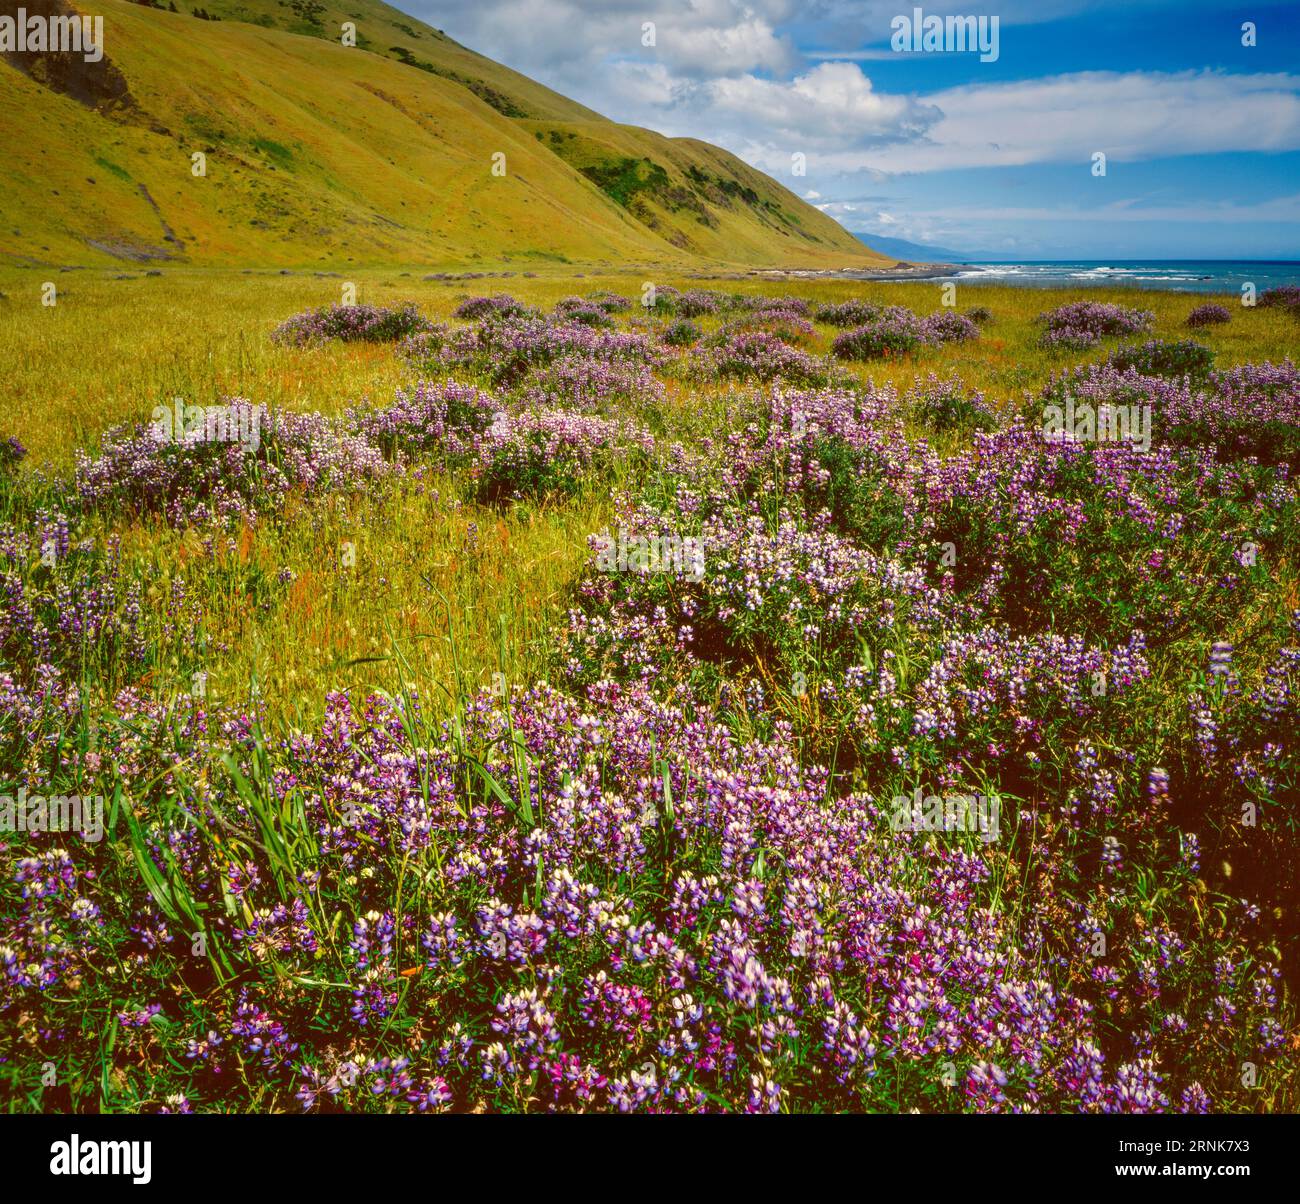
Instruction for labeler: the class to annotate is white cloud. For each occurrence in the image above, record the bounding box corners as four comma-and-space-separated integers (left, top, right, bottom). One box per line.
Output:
909, 195, 1300, 223
822, 194, 1300, 237
847, 71, 1300, 173
409, 0, 803, 86
657, 10, 798, 77
705, 62, 940, 148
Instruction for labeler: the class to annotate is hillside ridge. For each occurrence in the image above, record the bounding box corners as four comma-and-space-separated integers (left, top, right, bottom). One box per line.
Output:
0, 0, 887, 269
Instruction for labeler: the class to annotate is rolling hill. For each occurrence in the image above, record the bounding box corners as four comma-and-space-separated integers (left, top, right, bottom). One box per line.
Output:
0, 0, 889, 269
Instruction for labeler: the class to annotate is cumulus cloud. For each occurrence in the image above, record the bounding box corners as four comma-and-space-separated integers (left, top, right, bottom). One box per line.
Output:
408, 0, 802, 86
402, 0, 1300, 254
705, 69, 1300, 176
656, 6, 798, 77
407, 0, 1300, 180
706, 62, 941, 147
859, 71, 1300, 174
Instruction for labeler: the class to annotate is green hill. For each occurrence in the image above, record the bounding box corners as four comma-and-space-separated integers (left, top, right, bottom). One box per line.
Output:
0, 0, 888, 269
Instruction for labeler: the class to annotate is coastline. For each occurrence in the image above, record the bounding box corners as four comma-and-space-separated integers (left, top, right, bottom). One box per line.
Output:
749, 262, 962, 281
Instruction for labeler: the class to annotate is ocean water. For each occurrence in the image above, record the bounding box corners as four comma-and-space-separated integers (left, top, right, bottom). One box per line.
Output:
919, 260, 1300, 293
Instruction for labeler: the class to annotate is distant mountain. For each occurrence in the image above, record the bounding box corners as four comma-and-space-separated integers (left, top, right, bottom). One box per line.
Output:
853, 234, 977, 264
0, 0, 890, 269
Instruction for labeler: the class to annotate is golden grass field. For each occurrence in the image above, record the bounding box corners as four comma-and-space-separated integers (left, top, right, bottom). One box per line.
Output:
2, 265, 1296, 732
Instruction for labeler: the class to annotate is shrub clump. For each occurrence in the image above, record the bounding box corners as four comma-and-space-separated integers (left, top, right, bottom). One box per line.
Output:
1107, 339, 1215, 381
470, 410, 652, 502
831, 308, 922, 360
271, 303, 434, 347
1036, 301, 1153, 349
661, 318, 702, 347
453, 294, 534, 322
815, 299, 881, 328
1258, 285, 1300, 313
706, 331, 831, 384
552, 297, 617, 328
919, 311, 980, 345
1186, 303, 1231, 328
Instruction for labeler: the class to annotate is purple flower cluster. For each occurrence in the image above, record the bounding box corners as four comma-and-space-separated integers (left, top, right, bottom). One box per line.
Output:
351, 381, 500, 462
523, 354, 665, 412
470, 409, 653, 502
700, 331, 832, 385
1186, 303, 1231, 328
0, 516, 208, 689
551, 296, 617, 328
453, 294, 534, 322
7, 661, 1284, 1111
271, 303, 435, 347
675, 290, 724, 317
832, 307, 923, 359
1258, 285, 1300, 312
75, 401, 393, 529
814, 300, 880, 327
0, 436, 26, 475
1043, 358, 1300, 462
438, 315, 663, 388
919, 310, 980, 345
1037, 301, 1154, 349
717, 310, 817, 344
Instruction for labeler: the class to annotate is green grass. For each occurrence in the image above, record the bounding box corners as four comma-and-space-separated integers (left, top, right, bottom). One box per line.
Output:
1, 265, 1295, 734
0, 0, 884, 272
3, 266, 1294, 467
0, 269, 1296, 1113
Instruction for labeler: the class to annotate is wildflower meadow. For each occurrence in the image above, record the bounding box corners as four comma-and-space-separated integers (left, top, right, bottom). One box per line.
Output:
2, 271, 1297, 1121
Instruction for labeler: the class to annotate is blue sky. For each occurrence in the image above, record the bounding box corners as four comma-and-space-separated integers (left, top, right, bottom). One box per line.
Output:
407, 1, 1300, 259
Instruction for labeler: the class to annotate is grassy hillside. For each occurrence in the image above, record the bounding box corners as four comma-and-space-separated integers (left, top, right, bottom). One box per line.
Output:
0, 0, 887, 269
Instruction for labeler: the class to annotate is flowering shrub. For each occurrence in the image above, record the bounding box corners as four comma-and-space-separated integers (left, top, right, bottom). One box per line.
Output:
641, 285, 681, 313
351, 382, 500, 462
1107, 339, 1215, 381
1037, 301, 1153, 349
909, 373, 1000, 430
453, 294, 534, 321
75, 401, 393, 529
661, 318, 702, 347
272, 303, 434, 347
1258, 285, 1300, 312
583, 291, 633, 313
1186, 303, 1231, 328
675, 290, 724, 317
551, 297, 617, 328
561, 383, 1297, 748
743, 295, 812, 317
832, 308, 922, 359
522, 355, 665, 412
1201, 359, 1300, 462
440, 316, 663, 388
815, 300, 880, 327
1044, 359, 1300, 463
469, 410, 652, 502
919, 311, 980, 345
717, 310, 817, 345
703, 331, 832, 385
396, 324, 451, 369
